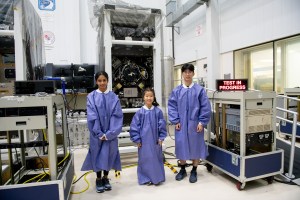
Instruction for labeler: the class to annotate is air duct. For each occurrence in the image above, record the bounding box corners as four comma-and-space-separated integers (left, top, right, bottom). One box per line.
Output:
166, 0, 208, 27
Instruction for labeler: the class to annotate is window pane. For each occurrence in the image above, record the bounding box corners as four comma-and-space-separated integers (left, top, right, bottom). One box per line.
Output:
275, 35, 300, 93
274, 43, 284, 93
234, 43, 273, 91
251, 48, 273, 91
173, 66, 182, 87
286, 38, 300, 88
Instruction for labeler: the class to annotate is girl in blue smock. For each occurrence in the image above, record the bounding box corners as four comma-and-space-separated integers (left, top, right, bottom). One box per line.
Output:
168, 63, 211, 183
81, 71, 123, 193
130, 88, 167, 185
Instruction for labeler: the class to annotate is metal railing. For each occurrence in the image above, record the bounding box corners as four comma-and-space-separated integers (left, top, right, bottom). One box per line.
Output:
276, 94, 300, 180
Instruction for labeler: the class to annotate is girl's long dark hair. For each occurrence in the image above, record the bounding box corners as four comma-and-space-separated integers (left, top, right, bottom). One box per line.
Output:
142, 87, 159, 106
95, 71, 109, 81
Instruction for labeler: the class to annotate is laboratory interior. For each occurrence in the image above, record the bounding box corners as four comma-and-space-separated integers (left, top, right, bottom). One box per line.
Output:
0, 0, 300, 200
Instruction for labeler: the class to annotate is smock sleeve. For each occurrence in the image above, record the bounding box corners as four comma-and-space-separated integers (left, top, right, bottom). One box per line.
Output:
105, 99, 123, 140
129, 110, 142, 144
87, 94, 104, 138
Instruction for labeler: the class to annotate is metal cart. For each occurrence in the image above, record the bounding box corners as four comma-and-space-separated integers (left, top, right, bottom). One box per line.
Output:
0, 95, 74, 200
205, 91, 283, 190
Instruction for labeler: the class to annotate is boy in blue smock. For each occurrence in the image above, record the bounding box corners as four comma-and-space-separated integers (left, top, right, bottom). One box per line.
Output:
168, 63, 211, 183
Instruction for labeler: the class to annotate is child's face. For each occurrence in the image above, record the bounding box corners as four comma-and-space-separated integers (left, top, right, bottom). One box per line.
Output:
143, 91, 154, 107
96, 75, 108, 92
182, 69, 194, 82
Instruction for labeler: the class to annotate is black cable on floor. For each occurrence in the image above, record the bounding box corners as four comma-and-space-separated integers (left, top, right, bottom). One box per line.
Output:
73, 171, 92, 184
274, 177, 298, 185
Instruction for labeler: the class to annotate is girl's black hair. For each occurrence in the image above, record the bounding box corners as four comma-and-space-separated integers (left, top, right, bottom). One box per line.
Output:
95, 71, 109, 81
181, 63, 195, 73
142, 87, 159, 107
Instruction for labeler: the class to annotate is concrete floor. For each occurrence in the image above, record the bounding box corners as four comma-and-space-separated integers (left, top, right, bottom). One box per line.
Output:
69, 137, 300, 200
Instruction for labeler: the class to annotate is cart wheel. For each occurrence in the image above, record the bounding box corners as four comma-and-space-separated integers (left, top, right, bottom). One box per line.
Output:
205, 163, 213, 172
266, 176, 274, 184
236, 182, 245, 191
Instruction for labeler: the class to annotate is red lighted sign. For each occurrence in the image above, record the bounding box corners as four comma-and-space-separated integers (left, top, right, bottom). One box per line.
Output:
216, 79, 248, 91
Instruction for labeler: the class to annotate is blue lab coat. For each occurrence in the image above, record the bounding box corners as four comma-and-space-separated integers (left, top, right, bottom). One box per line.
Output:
168, 83, 211, 160
81, 89, 123, 172
130, 106, 167, 185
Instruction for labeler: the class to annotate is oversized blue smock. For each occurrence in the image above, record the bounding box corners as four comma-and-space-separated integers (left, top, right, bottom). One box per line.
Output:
130, 106, 167, 185
81, 89, 123, 172
168, 83, 211, 160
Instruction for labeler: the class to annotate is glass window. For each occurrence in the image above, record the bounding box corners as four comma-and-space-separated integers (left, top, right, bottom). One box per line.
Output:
275, 35, 300, 93
173, 62, 198, 88
234, 43, 273, 91
234, 35, 300, 93
173, 66, 182, 87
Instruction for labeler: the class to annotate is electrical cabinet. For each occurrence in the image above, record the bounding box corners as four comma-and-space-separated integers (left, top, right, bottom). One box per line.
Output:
0, 95, 74, 200
205, 91, 283, 190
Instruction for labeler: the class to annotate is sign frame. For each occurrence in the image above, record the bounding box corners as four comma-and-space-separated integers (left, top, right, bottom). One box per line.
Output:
216, 79, 248, 91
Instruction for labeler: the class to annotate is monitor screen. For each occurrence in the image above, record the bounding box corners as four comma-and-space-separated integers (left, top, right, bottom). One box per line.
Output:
73, 76, 95, 91
14, 80, 56, 95
53, 66, 73, 77
55, 77, 74, 90
44, 63, 74, 78
74, 64, 95, 77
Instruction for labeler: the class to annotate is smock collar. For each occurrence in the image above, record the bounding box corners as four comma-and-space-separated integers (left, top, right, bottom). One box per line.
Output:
96, 88, 109, 94
143, 105, 154, 110
182, 82, 194, 88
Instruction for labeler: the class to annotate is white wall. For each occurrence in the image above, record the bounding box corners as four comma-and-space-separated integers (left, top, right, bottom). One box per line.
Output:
174, 5, 207, 65
174, 0, 300, 64
30, 0, 81, 64
220, 51, 233, 79
79, 0, 98, 64
219, 0, 300, 52
172, 0, 300, 82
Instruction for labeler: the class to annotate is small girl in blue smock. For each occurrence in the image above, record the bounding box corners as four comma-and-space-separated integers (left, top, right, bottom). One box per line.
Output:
130, 87, 167, 185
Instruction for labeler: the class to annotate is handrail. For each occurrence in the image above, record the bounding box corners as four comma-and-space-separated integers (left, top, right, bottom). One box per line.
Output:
0, 30, 14, 36
276, 93, 299, 180
277, 94, 300, 102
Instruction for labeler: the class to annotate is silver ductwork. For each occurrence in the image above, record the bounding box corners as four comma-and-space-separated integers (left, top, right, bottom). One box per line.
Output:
166, 0, 208, 27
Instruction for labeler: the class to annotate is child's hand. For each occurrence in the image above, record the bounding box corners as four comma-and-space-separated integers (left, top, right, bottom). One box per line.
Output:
197, 123, 203, 133
158, 140, 163, 146
100, 135, 107, 140
175, 123, 181, 130
137, 143, 142, 148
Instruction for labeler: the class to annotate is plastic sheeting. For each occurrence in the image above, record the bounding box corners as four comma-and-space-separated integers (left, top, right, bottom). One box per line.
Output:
0, 0, 45, 80
22, 0, 45, 79
88, 0, 146, 30
88, 0, 161, 35
88, 0, 163, 71
0, 0, 14, 30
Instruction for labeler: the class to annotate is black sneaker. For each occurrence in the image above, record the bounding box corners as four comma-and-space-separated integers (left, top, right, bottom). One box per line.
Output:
102, 177, 112, 191
96, 178, 105, 193
189, 170, 197, 183
146, 181, 153, 186
175, 169, 187, 181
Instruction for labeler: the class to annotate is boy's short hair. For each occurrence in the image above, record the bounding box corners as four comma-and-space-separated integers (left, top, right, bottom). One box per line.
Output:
181, 63, 195, 73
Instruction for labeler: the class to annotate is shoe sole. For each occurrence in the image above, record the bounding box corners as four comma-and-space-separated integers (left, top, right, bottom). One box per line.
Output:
96, 190, 105, 193
189, 173, 198, 183
189, 179, 197, 183
175, 173, 187, 181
